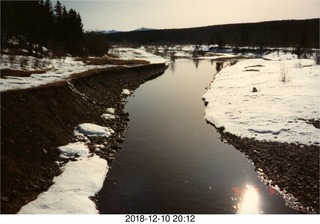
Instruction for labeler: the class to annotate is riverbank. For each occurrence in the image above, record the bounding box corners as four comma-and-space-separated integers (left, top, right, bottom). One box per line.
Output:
215, 130, 319, 213
1, 63, 167, 213
202, 52, 319, 213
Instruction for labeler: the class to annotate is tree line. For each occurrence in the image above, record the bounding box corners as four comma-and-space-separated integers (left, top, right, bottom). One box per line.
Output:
1, 0, 109, 56
106, 19, 319, 49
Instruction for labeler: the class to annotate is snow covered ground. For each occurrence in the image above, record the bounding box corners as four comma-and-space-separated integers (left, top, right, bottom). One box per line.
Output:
110, 46, 168, 64
18, 122, 116, 214
0, 48, 167, 92
202, 51, 320, 146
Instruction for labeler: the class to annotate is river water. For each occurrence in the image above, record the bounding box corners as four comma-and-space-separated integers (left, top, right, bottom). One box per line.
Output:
98, 59, 297, 214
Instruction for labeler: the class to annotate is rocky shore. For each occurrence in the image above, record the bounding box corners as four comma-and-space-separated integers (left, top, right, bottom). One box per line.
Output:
1, 63, 167, 213
212, 125, 319, 213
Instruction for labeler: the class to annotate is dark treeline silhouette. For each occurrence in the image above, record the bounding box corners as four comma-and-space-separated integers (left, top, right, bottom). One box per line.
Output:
1, 0, 109, 56
106, 19, 319, 49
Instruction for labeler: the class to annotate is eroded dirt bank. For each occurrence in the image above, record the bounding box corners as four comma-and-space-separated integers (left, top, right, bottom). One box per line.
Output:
1, 63, 167, 214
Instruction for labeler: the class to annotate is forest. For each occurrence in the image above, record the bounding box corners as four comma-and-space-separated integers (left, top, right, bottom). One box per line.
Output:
106, 19, 320, 49
1, 0, 109, 56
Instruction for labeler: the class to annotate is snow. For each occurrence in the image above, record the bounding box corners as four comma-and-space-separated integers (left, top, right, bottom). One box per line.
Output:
101, 108, 116, 119
18, 140, 108, 214
18, 155, 108, 214
0, 48, 167, 92
106, 107, 115, 114
0, 55, 114, 92
263, 51, 297, 61
110, 46, 168, 64
101, 113, 116, 120
58, 142, 89, 159
18, 121, 117, 213
74, 123, 114, 137
202, 52, 320, 146
122, 88, 131, 95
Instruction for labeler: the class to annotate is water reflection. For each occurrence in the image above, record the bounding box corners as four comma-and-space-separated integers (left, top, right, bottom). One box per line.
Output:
169, 61, 176, 72
232, 184, 262, 214
193, 59, 200, 69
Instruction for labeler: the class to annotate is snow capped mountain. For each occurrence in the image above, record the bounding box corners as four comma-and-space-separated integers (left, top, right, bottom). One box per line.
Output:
100, 29, 120, 34
102, 27, 155, 34
132, 27, 155, 32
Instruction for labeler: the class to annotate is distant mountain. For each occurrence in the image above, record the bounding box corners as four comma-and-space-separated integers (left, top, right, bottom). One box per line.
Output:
133, 27, 156, 32
101, 27, 155, 34
101, 30, 121, 34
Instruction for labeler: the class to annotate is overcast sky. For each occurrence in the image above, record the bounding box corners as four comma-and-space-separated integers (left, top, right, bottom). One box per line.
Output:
61, 0, 319, 31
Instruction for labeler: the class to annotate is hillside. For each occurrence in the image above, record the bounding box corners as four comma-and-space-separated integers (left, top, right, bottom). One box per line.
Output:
106, 19, 319, 48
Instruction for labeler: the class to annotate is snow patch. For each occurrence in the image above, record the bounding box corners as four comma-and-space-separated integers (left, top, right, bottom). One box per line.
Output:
18, 119, 117, 214
203, 56, 320, 145
263, 51, 297, 61
101, 113, 116, 120
101, 108, 116, 119
110, 47, 167, 64
106, 108, 115, 114
122, 89, 131, 95
58, 142, 89, 159
74, 123, 114, 137
18, 155, 108, 214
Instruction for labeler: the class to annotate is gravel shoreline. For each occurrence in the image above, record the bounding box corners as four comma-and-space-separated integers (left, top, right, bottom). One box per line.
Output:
211, 124, 319, 213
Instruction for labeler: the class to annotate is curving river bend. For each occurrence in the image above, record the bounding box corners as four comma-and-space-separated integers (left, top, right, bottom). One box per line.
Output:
98, 59, 297, 214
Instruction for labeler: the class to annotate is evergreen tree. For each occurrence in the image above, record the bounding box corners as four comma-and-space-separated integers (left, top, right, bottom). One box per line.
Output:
1, 0, 87, 56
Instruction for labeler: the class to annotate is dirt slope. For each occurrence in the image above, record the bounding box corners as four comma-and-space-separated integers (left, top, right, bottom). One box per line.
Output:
1, 63, 167, 213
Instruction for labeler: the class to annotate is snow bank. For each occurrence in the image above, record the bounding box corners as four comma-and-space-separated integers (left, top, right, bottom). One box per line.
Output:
19, 142, 108, 214
0, 56, 115, 92
0, 47, 166, 92
74, 123, 114, 137
110, 47, 167, 64
203, 55, 320, 146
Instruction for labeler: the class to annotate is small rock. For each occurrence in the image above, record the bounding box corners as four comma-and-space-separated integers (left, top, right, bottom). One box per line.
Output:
107, 157, 115, 163
111, 144, 121, 150
252, 87, 258, 92
116, 138, 125, 143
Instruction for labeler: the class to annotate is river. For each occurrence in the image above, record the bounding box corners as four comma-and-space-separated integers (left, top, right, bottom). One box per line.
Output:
98, 59, 297, 214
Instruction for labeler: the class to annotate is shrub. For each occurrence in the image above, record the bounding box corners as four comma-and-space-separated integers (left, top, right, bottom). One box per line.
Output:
19, 56, 28, 68
315, 52, 320, 65
280, 63, 289, 82
9, 54, 16, 66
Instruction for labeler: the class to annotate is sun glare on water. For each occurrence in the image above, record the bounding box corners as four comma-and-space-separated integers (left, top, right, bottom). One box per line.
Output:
232, 184, 262, 214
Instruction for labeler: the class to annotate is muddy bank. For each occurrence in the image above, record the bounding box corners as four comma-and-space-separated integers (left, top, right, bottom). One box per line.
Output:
1, 63, 167, 214
214, 128, 319, 213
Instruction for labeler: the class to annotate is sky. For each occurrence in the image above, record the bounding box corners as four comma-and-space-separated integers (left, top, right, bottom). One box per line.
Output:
62, 0, 319, 31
